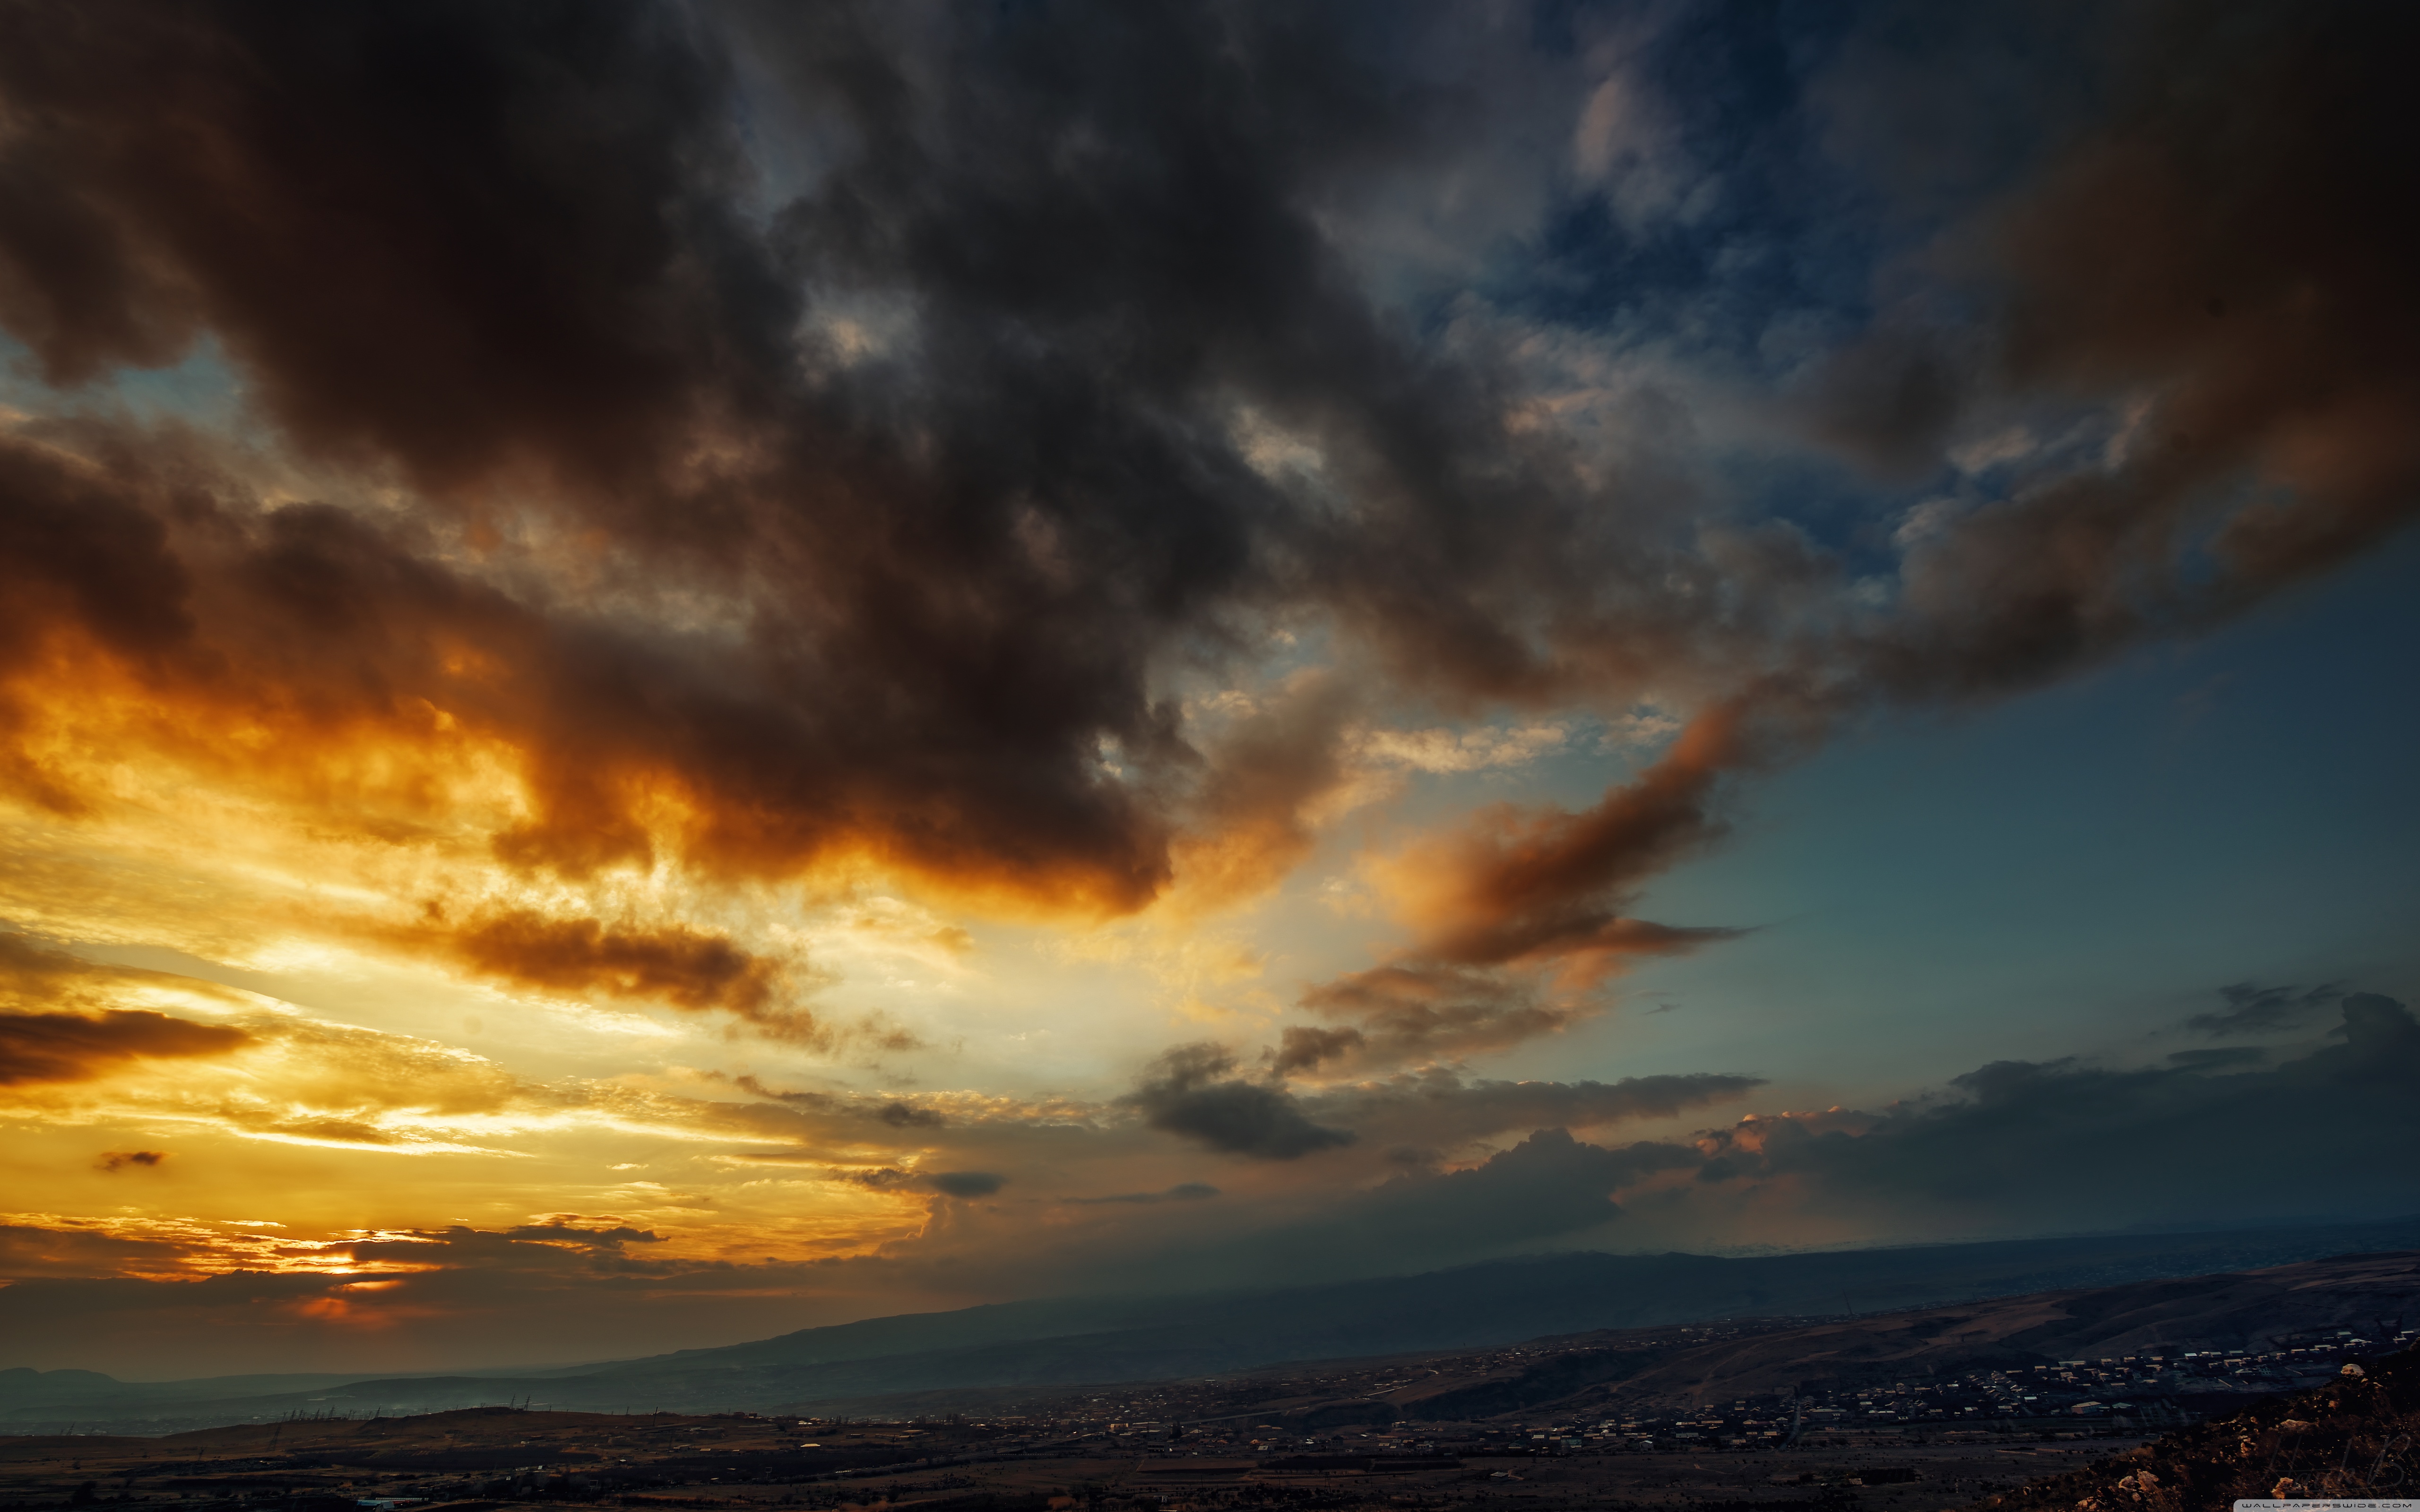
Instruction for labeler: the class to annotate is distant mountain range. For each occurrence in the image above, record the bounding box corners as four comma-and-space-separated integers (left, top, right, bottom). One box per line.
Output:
7, 1213, 2418, 1432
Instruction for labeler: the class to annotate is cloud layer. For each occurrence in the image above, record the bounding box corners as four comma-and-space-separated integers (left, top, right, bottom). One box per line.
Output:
0, 0, 2405, 951
3, 934, 2414, 1374
0, 0, 2413, 1376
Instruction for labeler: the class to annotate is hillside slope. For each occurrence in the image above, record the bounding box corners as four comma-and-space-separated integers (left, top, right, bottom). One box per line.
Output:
1971, 1342, 2420, 1510
5, 1214, 2417, 1429
1574, 1249, 2420, 1404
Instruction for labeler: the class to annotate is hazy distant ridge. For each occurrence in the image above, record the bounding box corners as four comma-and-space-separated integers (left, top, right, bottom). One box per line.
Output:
8, 1214, 2417, 1431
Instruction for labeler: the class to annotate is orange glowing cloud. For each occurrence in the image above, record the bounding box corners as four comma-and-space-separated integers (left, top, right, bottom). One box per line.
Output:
0, 936, 258, 1085
0, 1007, 254, 1086
1367, 709, 1746, 976
1275, 711, 1754, 1070
436, 909, 790, 1018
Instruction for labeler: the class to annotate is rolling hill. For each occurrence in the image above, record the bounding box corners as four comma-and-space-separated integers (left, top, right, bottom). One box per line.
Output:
6, 1212, 2417, 1431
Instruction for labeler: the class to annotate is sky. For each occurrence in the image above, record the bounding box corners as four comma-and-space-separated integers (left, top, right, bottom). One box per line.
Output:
1, 0, 2416, 1381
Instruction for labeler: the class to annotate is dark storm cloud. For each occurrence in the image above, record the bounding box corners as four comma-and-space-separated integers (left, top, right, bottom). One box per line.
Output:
1345, 1130, 1695, 1248
1306, 0, 2420, 992
2186, 980, 2346, 1037
0, 0, 1672, 913
0, 0, 1264, 909
0, 0, 2409, 973
0, 421, 1178, 906
0, 0, 786, 493
1124, 1043, 1355, 1160
1305, 1069, 1763, 1151
1165, 994, 2420, 1282
1126, 1038, 1751, 1162
1816, 0, 2420, 705
1201, 1129, 1700, 1283
1685, 994, 2420, 1228
94, 1150, 167, 1172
